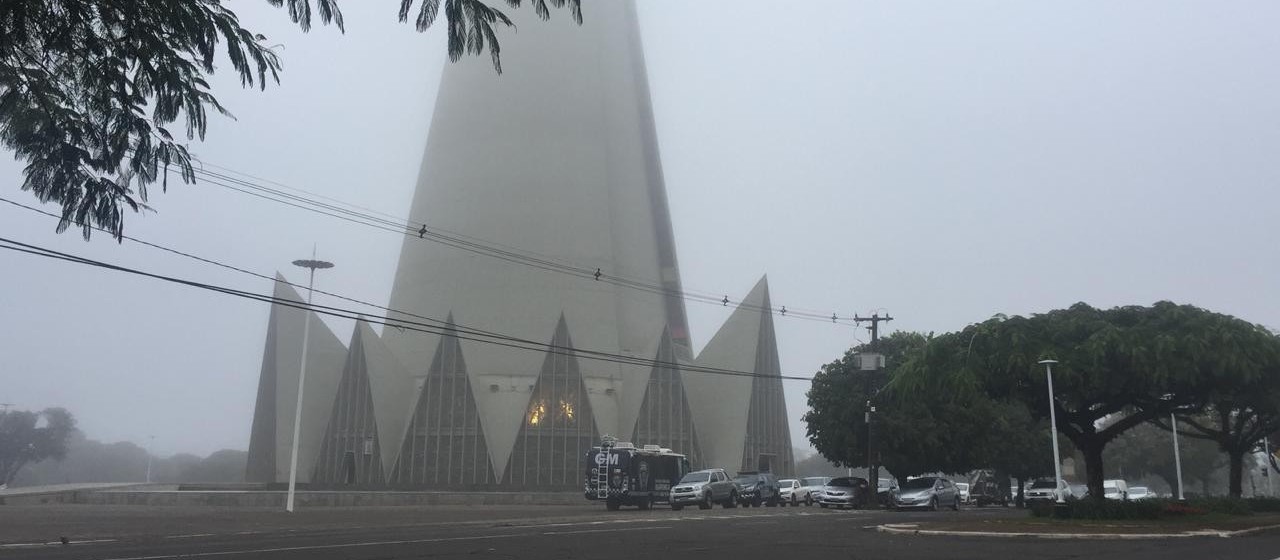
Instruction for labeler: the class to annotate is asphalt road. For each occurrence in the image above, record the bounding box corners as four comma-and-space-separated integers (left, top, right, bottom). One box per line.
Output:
3, 503, 1279, 560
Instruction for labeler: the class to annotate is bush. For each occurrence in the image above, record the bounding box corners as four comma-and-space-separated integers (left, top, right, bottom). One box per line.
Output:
1187, 497, 1250, 516
1246, 498, 1280, 513
1029, 498, 1164, 520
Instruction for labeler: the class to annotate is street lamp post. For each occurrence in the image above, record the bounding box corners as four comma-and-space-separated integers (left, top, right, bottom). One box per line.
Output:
1267, 437, 1274, 498
1038, 360, 1066, 505
285, 253, 334, 513
145, 435, 155, 483
1171, 412, 1185, 501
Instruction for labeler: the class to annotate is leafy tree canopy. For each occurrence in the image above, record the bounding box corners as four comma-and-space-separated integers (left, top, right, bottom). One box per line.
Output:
0, 407, 76, 486
0, 0, 581, 240
899, 301, 1280, 500
804, 331, 1052, 483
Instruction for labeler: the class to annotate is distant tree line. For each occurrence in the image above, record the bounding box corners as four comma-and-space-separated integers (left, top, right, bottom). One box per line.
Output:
805, 302, 1280, 501
1, 407, 246, 487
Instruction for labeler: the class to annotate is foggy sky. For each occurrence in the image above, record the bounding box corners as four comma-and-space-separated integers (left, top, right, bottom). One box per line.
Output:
2, 0, 1279, 459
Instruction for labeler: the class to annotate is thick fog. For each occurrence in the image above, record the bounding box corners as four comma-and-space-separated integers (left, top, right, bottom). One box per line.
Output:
2, 0, 1279, 458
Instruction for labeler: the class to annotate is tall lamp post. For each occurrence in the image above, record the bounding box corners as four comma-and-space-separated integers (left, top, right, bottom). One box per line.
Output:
1038, 360, 1066, 504
145, 435, 155, 483
285, 253, 334, 513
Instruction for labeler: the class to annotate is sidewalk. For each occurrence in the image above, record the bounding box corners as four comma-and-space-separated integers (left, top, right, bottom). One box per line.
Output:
877, 514, 1280, 539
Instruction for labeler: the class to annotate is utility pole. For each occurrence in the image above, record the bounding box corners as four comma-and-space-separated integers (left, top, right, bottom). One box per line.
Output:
853, 313, 893, 501
145, 435, 155, 483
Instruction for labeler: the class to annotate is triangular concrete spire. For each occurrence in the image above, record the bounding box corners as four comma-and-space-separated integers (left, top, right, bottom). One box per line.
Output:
312, 323, 383, 484
504, 315, 599, 485
352, 320, 418, 480
390, 316, 497, 486
631, 327, 702, 465
685, 276, 771, 475
244, 274, 348, 483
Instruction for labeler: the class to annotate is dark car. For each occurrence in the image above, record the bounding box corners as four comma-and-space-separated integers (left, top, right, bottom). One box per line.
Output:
818, 476, 871, 509
734, 471, 781, 507
969, 470, 1010, 507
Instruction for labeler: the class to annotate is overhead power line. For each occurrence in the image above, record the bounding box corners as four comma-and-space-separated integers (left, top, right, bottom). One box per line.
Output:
176, 158, 858, 326
0, 233, 818, 383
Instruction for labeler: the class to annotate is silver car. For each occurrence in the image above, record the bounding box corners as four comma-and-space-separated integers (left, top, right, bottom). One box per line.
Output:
894, 476, 960, 511
670, 469, 739, 510
818, 476, 870, 509
799, 476, 830, 506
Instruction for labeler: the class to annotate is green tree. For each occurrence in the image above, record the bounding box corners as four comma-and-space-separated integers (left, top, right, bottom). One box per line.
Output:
1103, 420, 1225, 496
805, 332, 1017, 482
0, 407, 76, 486
903, 302, 1279, 501
1153, 390, 1280, 497
0, 0, 580, 240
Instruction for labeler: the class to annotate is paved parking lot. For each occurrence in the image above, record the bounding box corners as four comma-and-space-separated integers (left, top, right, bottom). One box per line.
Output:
2, 503, 1279, 560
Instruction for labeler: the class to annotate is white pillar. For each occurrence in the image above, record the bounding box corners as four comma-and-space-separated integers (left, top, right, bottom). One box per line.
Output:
1267, 437, 1274, 498
1171, 413, 1184, 501
1041, 360, 1065, 504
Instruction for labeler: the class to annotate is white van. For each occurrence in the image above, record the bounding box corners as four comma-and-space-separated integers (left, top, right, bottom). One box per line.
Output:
1103, 479, 1129, 500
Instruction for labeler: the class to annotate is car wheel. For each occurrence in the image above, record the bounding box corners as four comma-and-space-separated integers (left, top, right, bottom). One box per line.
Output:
791, 495, 798, 507
952, 497, 960, 511
806, 496, 813, 506
724, 491, 738, 509
606, 498, 620, 511
819, 503, 828, 508
639, 497, 652, 511
930, 497, 939, 512
698, 493, 712, 510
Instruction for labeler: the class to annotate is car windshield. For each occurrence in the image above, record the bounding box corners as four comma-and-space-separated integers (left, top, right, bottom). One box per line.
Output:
779, 479, 796, 487
956, 483, 969, 490
801, 477, 828, 487
679, 472, 709, 484
827, 477, 857, 488
902, 478, 936, 490
734, 475, 758, 483
877, 478, 893, 489
1030, 480, 1057, 489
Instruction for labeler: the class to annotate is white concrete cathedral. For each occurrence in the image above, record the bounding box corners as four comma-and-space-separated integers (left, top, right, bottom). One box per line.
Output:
246, 0, 793, 489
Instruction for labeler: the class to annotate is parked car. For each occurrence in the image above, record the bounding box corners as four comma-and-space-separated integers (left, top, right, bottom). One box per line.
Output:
1024, 478, 1073, 503
969, 471, 1009, 507
800, 476, 830, 506
1103, 479, 1130, 501
955, 482, 971, 504
818, 476, 870, 509
1069, 484, 1089, 500
734, 471, 781, 507
778, 479, 803, 506
877, 477, 900, 507
894, 476, 960, 511
670, 469, 739, 510
1128, 486, 1153, 500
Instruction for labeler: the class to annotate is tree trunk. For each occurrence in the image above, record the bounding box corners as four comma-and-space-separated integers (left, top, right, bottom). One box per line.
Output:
1082, 443, 1106, 501
1228, 450, 1245, 498
1016, 478, 1025, 508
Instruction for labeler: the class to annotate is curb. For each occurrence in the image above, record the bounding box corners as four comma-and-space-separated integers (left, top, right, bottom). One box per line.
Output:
875, 522, 1280, 540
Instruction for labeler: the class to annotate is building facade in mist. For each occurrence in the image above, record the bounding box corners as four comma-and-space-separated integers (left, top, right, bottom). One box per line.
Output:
246, 0, 793, 489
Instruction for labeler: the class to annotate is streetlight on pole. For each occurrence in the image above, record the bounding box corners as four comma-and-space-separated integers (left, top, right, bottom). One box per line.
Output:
285, 252, 334, 513
1038, 359, 1066, 505
145, 435, 155, 483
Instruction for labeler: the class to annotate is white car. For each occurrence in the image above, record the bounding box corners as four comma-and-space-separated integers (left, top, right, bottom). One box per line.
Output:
955, 482, 971, 504
1128, 486, 1152, 500
797, 476, 830, 506
1103, 479, 1129, 501
1024, 478, 1072, 503
778, 479, 804, 506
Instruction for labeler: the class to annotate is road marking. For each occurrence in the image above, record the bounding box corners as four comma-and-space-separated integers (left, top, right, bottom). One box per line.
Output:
163, 534, 215, 539
541, 526, 670, 536
0, 539, 117, 548
97, 533, 530, 560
